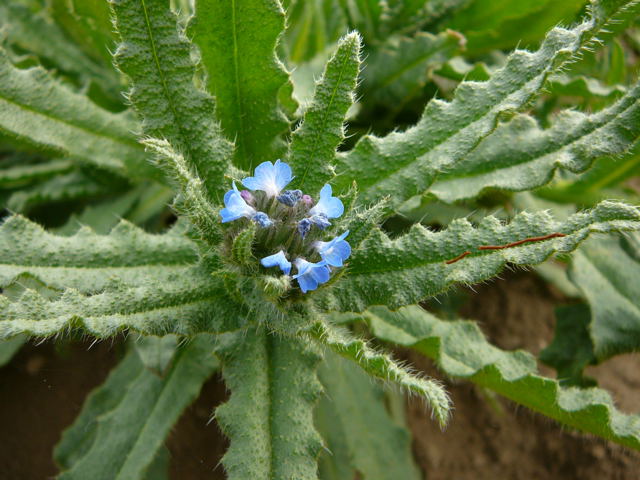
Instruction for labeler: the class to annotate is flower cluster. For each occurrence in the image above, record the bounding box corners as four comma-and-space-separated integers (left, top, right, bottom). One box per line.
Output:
220, 160, 351, 293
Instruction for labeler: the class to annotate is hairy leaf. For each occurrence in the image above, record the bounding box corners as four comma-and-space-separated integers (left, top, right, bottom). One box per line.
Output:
0, 335, 26, 366
0, 49, 151, 179
190, 0, 290, 170
335, 2, 632, 206
309, 320, 451, 426
55, 335, 218, 480
0, 158, 74, 189
364, 305, 640, 450
427, 81, 640, 203
569, 234, 640, 359
0, 216, 246, 338
216, 328, 323, 480
315, 350, 422, 480
318, 201, 640, 312
111, 0, 232, 200
288, 32, 361, 194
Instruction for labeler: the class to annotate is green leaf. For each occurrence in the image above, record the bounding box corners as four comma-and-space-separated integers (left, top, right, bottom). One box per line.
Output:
335, 2, 631, 206
190, 0, 290, 170
445, 0, 586, 54
539, 304, 597, 386
0, 158, 74, 189
0, 335, 26, 366
569, 234, 640, 359
5, 170, 113, 213
308, 320, 451, 426
216, 328, 323, 480
315, 349, 422, 480
317, 201, 640, 312
0, 216, 246, 338
0, 49, 152, 179
362, 30, 464, 108
55, 335, 218, 480
427, 81, 640, 203
365, 305, 640, 451
111, 0, 232, 200
288, 32, 361, 194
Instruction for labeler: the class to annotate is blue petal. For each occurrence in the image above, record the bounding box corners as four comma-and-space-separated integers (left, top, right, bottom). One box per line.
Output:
296, 274, 318, 293
253, 212, 273, 228
220, 182, 255, 223
261, 251, 291, 275
309, 184, 344, 219
241, 160, 293, 196
309, 264, 331, 283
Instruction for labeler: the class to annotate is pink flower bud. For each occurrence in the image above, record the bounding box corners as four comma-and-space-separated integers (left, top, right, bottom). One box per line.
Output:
302, 194, 314, 208
240, 190, 255, 205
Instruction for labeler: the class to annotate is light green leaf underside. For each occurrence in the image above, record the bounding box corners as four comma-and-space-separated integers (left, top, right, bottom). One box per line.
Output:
427, 81, 640, 203
315, 349, 422, 480
55, 335, 218, 480
288, 32, 361, 194
190, 0, 290, 171
134, 334, 179, 374
318, 201, 640, 312
4, 171, 111, 213
569, 234, 640, 359
335, 1, 631, 206
364, 305, 640, 451
309, 320, 451, 426
0, 335, 26, 366
0, 158, 74, 189
216, 328, 323, 480
362, 30, 463, 107
111, 0, 232, 200
0, 49, 151, 179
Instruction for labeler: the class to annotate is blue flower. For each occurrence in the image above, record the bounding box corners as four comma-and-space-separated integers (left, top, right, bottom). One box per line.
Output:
242, 160, 293, 197
315, 231, 351, 267
220, 182, 256, 223
277, 189, 303, 207
253, 212, 273, 228
260, 251, 291, 275
309, 184, 343, 219
293, 258, 331, 293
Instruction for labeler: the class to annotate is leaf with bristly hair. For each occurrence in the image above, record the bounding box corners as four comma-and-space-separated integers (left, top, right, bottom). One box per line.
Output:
360, 304, 640, 451
111, 0, 232, 200
335, 1, 637, 207
317, 201, 640, 312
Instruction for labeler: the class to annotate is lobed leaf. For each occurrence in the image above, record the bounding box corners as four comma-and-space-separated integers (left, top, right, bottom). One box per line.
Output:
317, 201, 640, 312
190, 0, 291, 171
0, 49, 151, 179
364, 305, 640, 450
288, 32, 362, 194
216, 328, 323, 480
427, 81, 640, 203
55, 335, 218, 480
335, 1, 635, 207
111, 0, 232, 200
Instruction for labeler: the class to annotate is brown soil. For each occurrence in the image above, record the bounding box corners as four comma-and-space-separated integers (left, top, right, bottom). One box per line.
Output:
0, 271, 639, 479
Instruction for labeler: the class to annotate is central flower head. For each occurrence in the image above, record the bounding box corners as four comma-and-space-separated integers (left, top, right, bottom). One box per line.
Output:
219, 160, 351, 294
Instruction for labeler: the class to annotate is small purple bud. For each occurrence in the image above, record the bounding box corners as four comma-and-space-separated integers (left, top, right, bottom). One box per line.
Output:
302, 194, 314, 207
298, 218, 312, 238
252, 211, 273, 228
240, 190, 255, 205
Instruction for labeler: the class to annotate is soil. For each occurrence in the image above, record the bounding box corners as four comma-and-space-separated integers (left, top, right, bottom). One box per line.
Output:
1, 271, 639, 479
